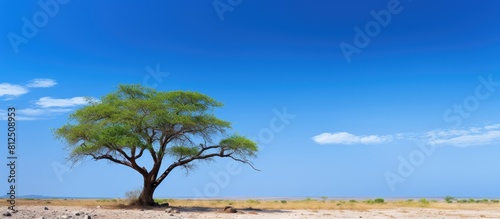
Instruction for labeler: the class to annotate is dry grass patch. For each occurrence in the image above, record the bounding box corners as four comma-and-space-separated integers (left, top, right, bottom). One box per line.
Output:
2, 198, 499, 211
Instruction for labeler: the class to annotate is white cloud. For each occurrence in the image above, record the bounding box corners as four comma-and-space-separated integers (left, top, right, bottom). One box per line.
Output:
485, 124, 500, 130
36, 97, 91, 108
0, 107, 75, 121
314, 123, 500, 147
426, 125, 500, 147
18, 108, 72, 116
0, 83, 29, 98
312, 132, 393, 145
18, 108, 45, 116
26, 78, 57, 88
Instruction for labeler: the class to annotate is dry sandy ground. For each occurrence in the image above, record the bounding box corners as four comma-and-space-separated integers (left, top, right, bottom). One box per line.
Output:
5, 205, 500, 219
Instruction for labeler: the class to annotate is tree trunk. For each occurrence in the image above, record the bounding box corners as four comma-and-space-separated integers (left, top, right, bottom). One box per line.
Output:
138, 178, 157, 206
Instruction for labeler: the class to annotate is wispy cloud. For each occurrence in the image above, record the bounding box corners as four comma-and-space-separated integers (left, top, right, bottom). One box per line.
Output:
1, 78, 57, 100
426, 126, 500, 147
26, 78, 57, 88
0, 83, 29, 99
0, 107, 78, 121
0, 78, 97, 120
36, 97, 91, 108
312, 132, 393, 145
313, 124, 500, 147
18, 108, 72, 116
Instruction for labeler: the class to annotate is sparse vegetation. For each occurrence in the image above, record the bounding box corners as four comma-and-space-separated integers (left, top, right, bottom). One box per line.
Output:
374, 198, 385, 203
4, 198, 500, 211
419, 198, 429, 205
125, 188, 142, 205
303, 197, 314, 202
491, 200, 499, 203
444, 196, 455, 203
349, 200, 357, 203
247, 199, 261, 205
320, 196, 328, 203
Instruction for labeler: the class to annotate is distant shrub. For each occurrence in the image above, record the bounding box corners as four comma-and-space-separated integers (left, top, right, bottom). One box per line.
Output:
482, 199, 489, 203
303, 197, 314, 202
468, 199, 475, 203
247, 199, 261, 204
365, 199, 374, 204
125, 188, 142, 205
457, 199, 468, 203
320, 196, 328, 203
419, 198, 429, 205
407, 199, 414, 202
280, 200, 287, 204
444, 196, 455, 202
374, 198, 385, 203
349, 200, 357, 203
491, 200, 499, 203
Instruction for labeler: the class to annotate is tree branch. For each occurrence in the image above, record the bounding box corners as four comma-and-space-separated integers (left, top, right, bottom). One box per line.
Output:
227, 155, 260, 171
90, 154, 132, 168
153, 145, 258, 186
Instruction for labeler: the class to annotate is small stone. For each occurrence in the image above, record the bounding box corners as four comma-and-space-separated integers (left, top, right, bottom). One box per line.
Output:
44, 207, 49, 210
165, 208, 173, 213
2, 211, 12, 216
173, 210, 180, 214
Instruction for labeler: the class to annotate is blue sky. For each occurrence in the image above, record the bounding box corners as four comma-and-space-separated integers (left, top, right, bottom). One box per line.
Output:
1, 0, 499, 199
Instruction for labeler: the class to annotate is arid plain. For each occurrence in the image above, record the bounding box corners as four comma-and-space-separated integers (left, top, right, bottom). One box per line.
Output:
2, 198, 500, 218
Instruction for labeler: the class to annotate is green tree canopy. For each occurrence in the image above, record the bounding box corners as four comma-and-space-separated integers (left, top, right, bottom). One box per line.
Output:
55, 84, 258, 206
